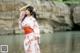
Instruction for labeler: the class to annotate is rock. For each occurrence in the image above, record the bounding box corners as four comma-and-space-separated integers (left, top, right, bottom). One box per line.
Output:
73, 6, 80, 24
0, 19, 14, 34
0, 11, 19, 19
0, 0, 73, 34
36, 1, 72, 31
38, 19, 53, 34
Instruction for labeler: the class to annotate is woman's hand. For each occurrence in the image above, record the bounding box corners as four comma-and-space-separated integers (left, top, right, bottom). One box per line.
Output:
18, 11, 26, 24
35, 36, 40, 44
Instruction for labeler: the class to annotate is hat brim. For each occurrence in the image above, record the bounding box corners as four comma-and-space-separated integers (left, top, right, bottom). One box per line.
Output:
19, 4, 31, 11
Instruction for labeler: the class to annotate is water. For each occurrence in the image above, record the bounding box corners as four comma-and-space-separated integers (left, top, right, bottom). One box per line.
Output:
0, 31, 80, 53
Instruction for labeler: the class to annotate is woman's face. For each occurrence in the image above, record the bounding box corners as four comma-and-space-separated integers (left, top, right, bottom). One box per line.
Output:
25, 9, 31, 16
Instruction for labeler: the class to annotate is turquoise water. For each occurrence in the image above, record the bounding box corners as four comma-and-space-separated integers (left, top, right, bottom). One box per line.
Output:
0, 31, 80, 53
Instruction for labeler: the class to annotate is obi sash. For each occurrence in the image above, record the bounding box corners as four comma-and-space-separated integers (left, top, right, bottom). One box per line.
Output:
23, 26, 33, 34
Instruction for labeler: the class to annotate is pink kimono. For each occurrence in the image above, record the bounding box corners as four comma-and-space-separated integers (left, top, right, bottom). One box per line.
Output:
19, 11, 40, 53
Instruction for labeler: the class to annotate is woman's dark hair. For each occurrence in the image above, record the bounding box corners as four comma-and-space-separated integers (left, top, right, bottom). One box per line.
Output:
21, 6, 37, 22
26, 6, 37, 19
21, 14, 27, 22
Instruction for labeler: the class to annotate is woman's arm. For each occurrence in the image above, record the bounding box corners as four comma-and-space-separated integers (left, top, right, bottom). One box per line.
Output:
18, 11, 26, 30
18, 11, 26, 21
33, 20, 40, 44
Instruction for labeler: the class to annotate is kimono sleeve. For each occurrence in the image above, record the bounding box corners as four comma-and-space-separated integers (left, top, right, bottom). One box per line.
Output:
33, 20, 40, 38
18, 11, 25, 30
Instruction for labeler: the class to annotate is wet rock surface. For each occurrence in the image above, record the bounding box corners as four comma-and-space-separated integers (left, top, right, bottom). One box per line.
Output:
0, 0, 79, 34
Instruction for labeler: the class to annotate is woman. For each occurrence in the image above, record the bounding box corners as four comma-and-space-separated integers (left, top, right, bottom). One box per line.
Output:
18, 6, 40, 53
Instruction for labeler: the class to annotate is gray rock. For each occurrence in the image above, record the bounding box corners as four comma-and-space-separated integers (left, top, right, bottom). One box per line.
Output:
73, 6, 80, 24
0, 0, 73, 34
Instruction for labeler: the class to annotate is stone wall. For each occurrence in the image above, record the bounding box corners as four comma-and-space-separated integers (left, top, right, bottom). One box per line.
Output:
0, 0, 79, 34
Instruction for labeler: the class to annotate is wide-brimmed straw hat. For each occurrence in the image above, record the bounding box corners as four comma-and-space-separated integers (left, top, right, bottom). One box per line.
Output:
19, 4, 31, 11
19, 4, 36, 12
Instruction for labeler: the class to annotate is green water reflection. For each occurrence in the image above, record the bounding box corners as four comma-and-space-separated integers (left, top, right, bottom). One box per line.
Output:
0, 31, 80, 53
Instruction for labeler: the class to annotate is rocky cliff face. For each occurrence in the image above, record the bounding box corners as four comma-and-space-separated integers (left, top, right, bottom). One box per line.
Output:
0, 0, 76, 34
73, 6, 80, 24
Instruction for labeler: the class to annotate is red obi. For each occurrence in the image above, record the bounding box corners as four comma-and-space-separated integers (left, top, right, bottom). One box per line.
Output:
23, 26, 33, 34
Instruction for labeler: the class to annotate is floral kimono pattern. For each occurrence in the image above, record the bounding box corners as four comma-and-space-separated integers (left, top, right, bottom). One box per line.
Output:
19, 11, 40, 53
